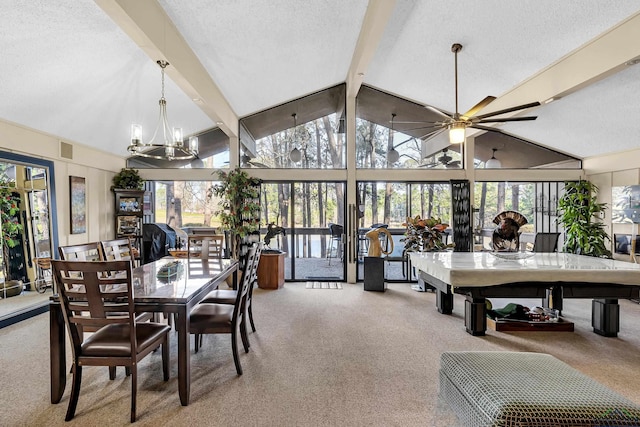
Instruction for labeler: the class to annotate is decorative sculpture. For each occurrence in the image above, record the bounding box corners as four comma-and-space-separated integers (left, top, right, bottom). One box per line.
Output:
365, 227, 394, 257
492, 211, 528, 251
264, 223, 285, 248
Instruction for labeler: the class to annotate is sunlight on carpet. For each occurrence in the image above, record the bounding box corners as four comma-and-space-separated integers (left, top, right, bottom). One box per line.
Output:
306, 282, 343, 289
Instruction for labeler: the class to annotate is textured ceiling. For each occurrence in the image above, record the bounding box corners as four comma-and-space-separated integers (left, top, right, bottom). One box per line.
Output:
1, 0, 639, 161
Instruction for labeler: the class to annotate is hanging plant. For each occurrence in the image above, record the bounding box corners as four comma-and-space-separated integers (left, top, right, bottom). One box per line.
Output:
557, 180, 611, 258
111, 168, 144, 191
208, 168, 262, 259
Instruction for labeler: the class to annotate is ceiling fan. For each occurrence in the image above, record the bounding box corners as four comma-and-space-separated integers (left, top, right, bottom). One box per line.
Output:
397, 43, 541, 145
421, 148, 461, 168
240, 154, 269, 168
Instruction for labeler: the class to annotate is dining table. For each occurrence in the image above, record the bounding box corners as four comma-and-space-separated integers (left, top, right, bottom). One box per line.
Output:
49, 256, 238, 406
409, 251, 640, 336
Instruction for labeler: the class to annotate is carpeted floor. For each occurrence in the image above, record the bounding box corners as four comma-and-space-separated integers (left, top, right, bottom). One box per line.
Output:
1, 282, 640, 426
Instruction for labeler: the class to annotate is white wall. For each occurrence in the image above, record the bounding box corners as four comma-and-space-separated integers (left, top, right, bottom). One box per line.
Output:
0, 119, 126, 248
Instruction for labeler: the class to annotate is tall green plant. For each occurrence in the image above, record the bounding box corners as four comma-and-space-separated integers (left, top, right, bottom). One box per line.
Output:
557, 180, 611, 258
1, 180, 24, 281
208, 168, 262, 259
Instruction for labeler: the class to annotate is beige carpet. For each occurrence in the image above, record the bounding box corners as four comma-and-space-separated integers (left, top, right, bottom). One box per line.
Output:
1, 283, 640, 426
305, 281, 343, 289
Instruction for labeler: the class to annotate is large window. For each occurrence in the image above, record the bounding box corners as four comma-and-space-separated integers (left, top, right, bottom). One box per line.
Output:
473, 181, 563, 250
239, 84, 346, 169
153, 181, 220, 229
357, 181, 451, 281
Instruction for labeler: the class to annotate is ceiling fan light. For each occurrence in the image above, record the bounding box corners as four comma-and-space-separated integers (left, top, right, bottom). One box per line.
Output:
449, 123, 466, 144
387, 148, 400, 163
290, 147, 302, 163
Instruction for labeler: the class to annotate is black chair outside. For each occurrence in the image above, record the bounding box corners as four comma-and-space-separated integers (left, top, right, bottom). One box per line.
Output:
189, 243, 258, 375
50, 260, 170, 423
533, 232, 561, 252
328, 223, 344, 265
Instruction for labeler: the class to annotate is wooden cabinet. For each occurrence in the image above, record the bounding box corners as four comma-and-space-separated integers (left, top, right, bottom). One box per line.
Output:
114, 189, 144, 260
257, 252, 285, 289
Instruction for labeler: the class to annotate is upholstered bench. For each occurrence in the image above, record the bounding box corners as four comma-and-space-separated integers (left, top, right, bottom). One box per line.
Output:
440, 351, 640, 426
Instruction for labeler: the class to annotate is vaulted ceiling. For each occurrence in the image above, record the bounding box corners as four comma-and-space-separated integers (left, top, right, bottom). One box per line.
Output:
1, 1, 640, 163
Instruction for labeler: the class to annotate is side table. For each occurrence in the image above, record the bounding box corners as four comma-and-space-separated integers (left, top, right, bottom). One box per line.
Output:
257, 251, 286, 289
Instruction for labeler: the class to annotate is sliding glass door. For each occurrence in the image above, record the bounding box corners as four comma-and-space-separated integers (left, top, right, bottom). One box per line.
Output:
261, 181, 346, 282
356, 181, 452, 282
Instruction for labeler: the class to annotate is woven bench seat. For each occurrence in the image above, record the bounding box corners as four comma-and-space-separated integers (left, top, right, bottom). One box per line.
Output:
440, 351, 640, 426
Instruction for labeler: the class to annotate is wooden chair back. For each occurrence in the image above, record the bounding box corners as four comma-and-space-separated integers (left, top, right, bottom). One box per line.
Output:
100, 238, 137, 266
188, 235, 224, 259
58, 242, 102, 261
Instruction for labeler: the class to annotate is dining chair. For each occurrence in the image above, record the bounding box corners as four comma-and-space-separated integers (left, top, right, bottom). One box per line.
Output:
99, 238, 139, 267
60, 240, 154, 377
532, 232, 561, 252
201, 243, 262, 337
58, 242, 102, 262
187, 235, 224, 260
189, 243, 258, 375
50, 259, 170, 423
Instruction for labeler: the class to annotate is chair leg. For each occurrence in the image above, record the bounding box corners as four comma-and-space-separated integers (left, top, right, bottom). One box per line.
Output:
240, 317, 250, 353
109, 366, 116, 380
65, 364, 82, 421
194, 333, 200, 353
125, 366, 131, 376
130, 365, 137, 423
231, 330, 243, 375
162, 337, 170, 381
248, 304, 256, 333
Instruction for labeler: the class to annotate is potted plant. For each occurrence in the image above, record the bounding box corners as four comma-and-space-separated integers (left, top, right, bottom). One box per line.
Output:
1, 178, 24, 297
402, 215, 454, 252
557, 180, 612, 258
111, 168, 144, 191
208, 168, 262, 260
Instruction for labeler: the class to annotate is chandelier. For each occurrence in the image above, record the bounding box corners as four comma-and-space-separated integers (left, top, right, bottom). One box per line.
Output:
127, 60, 198, 161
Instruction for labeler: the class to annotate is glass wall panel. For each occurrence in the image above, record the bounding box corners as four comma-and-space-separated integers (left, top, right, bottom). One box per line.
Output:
244, 113, 345, 169
239, 84, 346, 169
356, 181, 451, 281
473, 181, 562, 251
261, 181, 346, 281
152, 180, 220, 229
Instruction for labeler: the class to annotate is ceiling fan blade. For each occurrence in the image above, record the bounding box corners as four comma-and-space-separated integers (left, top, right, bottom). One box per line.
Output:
478, 116, 537, 124
475, 101, 541, 120
425, 105, 453, 120
446, 161, 461, 169
392, 120, 438, 124
419, 128, 446, 141
469, 124, 506, 134
400, 124, 442, 132
461, 96, 496, 119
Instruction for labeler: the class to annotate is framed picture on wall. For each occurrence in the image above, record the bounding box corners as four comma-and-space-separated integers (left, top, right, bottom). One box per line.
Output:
69, 176, 86, 234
